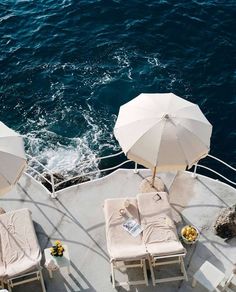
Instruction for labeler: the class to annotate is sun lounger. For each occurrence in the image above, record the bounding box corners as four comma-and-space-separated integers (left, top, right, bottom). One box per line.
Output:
0, 209, 46, 292
104, 198, 148, 288
137, 192, 188, 286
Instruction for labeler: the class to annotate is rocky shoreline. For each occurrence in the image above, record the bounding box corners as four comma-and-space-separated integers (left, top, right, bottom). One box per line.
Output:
39, 172, 90, 192
214, 205, 236, 239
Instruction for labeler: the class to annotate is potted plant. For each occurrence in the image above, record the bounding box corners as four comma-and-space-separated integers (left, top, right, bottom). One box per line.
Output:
50, 240, 65, 257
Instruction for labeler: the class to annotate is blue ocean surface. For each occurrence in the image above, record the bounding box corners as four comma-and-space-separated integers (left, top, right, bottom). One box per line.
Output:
0, 0, 235, 180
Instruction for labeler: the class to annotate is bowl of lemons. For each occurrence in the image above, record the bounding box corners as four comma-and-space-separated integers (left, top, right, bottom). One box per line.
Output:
181, 225, 199, 244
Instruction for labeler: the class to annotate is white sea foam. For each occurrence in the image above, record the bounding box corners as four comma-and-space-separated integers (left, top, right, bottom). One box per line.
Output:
168, 74, 177, 89
38, 142, 98, 176
147, 57, 166, 68
100, 73, 112, 84
113, 49, 130, 68
50, 81, 65, 101
81, 67, 114, 90
92, 73, 113, 86
113, 49, 134, 80
0, 14, 15, 23
127, 68, 132, 80
25, 131, 100, 178
24, 103, 119, 179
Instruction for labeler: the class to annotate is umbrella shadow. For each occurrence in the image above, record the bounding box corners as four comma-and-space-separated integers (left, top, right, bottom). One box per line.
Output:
15, 187, 106, 291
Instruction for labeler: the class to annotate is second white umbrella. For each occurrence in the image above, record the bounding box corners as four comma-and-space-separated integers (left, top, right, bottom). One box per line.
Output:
0, 122, 27, 196
114, 93, 212, 183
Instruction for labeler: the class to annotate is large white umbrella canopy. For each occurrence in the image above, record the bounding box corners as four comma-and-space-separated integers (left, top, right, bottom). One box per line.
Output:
0, 122, 27, 196
114, 93, 212, 176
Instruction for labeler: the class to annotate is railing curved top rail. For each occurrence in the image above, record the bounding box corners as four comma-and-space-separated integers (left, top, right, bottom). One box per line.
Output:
55, 159, 132, 188
25, 150, 126, 196
26, 153, 53, 174
207, 154, 236, 171
26, 164, 52, 185
26, 151, 124, 172
25, 150, 235, 198
196, 164, 236, 186
72, 150, 124, 167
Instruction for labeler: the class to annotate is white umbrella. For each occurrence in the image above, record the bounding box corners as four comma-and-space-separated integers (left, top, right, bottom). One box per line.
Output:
114, 93, 212, 185
0, 122, 27, 195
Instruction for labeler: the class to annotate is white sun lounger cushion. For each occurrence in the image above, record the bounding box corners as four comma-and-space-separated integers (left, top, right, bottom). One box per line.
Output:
0, 208, 42, 280
104, 198, 148, 261
137, 192, 185, 256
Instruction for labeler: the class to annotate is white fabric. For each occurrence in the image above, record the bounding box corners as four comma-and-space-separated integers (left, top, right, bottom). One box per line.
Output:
0, 209, 41, 280
137, 192, 186, 256
0, 122, 26, 196
114, 93, 212, 171
104, 198, 148, 261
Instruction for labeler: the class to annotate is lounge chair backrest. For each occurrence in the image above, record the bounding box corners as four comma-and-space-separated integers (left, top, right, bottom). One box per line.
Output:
137, 192, 172, 222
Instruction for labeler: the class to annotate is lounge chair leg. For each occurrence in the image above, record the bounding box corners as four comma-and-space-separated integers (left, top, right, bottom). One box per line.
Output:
180, 257, 188, 281
148, 257, 156, 286
7, 281, 12, 292
192, 278, 197, 287
39, 270, 46, 292
142, 259, 148, 286
111, 262, 115, 288
180, 256, 183, 273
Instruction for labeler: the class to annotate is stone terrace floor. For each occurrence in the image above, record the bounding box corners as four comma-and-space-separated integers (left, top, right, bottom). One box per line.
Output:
0, 169, 236, 292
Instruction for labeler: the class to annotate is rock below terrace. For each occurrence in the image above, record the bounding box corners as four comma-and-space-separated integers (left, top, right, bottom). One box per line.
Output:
214, 205, 236, 239
39, 172, 90, 192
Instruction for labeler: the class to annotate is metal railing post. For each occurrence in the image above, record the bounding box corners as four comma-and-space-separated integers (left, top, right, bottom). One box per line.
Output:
134, 162, 139, 174
192, 164, 198, 178
50, 174, 56, 199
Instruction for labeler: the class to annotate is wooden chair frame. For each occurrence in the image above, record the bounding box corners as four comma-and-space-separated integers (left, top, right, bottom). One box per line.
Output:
148, 252, 188, 286
5, 268, 46, 292
110, 257, 148, 288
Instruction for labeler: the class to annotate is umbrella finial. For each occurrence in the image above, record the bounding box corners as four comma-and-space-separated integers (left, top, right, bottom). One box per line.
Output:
163, 114, 170, 119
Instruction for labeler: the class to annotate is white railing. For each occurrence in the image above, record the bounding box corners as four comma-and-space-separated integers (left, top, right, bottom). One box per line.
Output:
25, 151, 132, 198
26, 154, 56, 197
207, 154, 236, 171
193, 164, 236, 186
54, 159, 132, 190
25, 152, 236, 198
192, 154, 236, 186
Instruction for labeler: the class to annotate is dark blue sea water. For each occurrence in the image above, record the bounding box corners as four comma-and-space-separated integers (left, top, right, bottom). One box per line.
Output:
0, 1, 235, 180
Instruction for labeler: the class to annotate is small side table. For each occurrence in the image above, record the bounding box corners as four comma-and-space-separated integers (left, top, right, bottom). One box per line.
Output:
44, 245, 71, 278
192, 261, 225, 292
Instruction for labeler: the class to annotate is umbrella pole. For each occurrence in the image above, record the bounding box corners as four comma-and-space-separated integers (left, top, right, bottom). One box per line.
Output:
151, 166, 157, 187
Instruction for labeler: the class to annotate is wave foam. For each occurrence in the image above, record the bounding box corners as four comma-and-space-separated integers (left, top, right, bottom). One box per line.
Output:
24, 103, 119, 178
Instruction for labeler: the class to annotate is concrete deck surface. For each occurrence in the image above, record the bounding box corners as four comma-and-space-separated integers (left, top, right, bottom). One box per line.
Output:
0, 169, 235, 292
